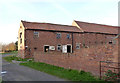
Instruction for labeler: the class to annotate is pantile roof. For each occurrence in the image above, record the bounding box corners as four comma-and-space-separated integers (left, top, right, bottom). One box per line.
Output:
74, 20, 119, 34
21, 20, 82, 32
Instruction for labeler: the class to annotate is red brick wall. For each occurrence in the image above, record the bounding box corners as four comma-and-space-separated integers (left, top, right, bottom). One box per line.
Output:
34, 42, 118, 76
18, 49, 25, 58
24, 30, 73, 58
24, 29, 118, 75
24, 30, 117, 56
22, 29, 118, 75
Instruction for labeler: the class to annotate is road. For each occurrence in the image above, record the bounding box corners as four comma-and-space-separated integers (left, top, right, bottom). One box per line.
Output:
2, 53, 65, 81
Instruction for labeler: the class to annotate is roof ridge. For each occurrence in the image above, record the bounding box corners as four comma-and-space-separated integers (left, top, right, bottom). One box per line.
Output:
74, 20, 119, 28
21, 20, 82, 32
21, 20, 75, 27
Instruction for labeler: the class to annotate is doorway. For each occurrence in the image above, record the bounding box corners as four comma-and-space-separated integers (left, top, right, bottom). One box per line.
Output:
67, 45, 72, 53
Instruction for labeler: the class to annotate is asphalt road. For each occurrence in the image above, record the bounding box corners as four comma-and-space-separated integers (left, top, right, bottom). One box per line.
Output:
2, 53, 65, 81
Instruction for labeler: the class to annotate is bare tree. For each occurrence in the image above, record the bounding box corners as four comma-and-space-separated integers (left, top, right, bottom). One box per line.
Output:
0, 43, 2, 52
1, 42, 16, 52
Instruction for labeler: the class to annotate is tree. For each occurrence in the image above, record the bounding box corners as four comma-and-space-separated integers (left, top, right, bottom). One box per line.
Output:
15, 41, 18, 51
0, 43, 2, 52
1, 42, 16, 52
2, 44, 7, 52
8, 42, 16, 51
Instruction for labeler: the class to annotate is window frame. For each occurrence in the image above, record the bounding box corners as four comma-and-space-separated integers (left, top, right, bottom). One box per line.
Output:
56, 33, 61, 39
20, 32, 22, 38
20, 32, 22, 44
44, 45, 49, 52
66, 34, 71, 39
20, 38, 22, 44
76, 43, 80, 49
34, 31, 39, 37
57, 44, 62, 51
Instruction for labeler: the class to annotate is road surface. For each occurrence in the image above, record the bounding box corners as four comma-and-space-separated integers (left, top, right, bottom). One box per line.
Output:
2, 53, 66, 81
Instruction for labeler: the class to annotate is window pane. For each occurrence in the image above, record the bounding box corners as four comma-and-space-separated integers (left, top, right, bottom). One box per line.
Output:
67, 34, 70, 39
76, 43, 80, 49
57, 45, 61, 51
34, 32, 39, 37
20, 33, 22, 38
57, 33, 61, 39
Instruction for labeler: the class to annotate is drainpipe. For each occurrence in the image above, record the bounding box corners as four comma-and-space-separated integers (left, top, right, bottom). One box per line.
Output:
24, 29, 26, 58
72, 32, 73, 53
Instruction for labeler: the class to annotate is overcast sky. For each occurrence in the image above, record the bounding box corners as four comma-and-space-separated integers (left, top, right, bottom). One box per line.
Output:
0, 0, 119, 44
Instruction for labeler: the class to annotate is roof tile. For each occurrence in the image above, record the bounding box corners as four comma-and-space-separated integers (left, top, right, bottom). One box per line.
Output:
74, 20, 118, 34
22, 20, 82, 32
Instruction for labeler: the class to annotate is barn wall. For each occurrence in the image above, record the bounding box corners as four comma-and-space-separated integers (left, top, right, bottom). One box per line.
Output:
31, 30, 118, 75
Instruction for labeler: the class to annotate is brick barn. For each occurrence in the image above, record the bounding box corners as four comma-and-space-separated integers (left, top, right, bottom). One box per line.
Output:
18, 20, 119, 75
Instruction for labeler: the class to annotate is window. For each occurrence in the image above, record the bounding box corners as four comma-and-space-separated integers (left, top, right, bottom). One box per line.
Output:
62, 45, 72, 53
67, 45, 72, 53
20, 39, 22, 44
20, 32, 22, 44
76, 43, 80, 49
109, 40, 112, 44
20, 46, 22, 49
44, 46, 49, 52
56, 33, 61, 39
34, 47, 37, 50
34, 31, 39, 37
57, 45, 61, 51
101, 41, 104, 44
20, 32, 22, 38
49, 46, 55, 50
67, 34, 70, 39
83, 44, 85, 47
109, 40, 116, 44
20, 26, 22, 28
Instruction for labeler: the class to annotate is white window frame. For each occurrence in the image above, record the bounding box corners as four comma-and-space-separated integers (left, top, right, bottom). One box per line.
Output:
34, 31, 39, 37
57, 44, 62, 51
49, 46, 55, 50
76, 43, 80, 49
62, 44, 72, 53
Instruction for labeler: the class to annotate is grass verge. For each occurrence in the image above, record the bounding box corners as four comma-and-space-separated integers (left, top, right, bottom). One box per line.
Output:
3, 55, 28, 62
3, 56, 106, 82
0, 51, 18, 54
20, 61, 103, 81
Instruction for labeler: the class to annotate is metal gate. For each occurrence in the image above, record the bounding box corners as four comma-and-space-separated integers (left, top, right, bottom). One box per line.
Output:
100, 61, 120, 81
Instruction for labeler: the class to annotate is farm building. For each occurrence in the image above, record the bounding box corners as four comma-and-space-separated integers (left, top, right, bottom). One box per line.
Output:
18, 20, 119, 75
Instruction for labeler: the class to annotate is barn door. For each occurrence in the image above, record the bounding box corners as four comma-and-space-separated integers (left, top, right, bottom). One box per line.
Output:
62, 45, 67, 53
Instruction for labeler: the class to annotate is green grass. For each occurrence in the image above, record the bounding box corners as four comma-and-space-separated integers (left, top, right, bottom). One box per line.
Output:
3, 55, 28, 62
0, 51, 18, 54
3, 56, 108, 82
20, 61, 104, 82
